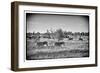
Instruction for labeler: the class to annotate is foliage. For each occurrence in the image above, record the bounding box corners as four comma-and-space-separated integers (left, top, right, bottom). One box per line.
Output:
55, 29, 64, 41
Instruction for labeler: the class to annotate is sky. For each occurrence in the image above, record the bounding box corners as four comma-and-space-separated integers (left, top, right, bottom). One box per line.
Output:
26, 13, 89, 33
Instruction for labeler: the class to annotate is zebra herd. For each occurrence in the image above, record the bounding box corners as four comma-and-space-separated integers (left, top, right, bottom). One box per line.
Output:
36, 41, 65, 47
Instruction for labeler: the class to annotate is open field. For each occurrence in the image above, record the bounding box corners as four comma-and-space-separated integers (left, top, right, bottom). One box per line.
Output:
26, 38, 89, 60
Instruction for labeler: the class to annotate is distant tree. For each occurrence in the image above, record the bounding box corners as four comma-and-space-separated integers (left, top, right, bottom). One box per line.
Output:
36, 32, 40, 35
74, 32, 81, 36
84, 32, 89, 36
81, 32, 85, 36
67, 31, 73, 35
32, 31, 35, 35
45, 29, 51, 38
35, 32, 40, 38
55, 29, 64, 41
27, 32, 33, 39
63, 31, 69, 38
47, 29, 49, 34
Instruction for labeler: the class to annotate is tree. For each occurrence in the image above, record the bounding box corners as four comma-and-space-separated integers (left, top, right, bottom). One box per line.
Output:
45, 29, 51, 38
55, 29, 64, 41
32, 31, 35, 35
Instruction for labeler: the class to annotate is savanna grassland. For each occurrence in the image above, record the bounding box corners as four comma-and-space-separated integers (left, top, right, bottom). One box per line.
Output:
26, 38, 89, 60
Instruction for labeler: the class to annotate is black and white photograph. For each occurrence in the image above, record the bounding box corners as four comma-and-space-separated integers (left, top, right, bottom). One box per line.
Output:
11, 2, 97, 71
26, 13, 89, 60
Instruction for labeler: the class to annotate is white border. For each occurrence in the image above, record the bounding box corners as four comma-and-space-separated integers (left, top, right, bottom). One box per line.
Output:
18, 5, 96, 68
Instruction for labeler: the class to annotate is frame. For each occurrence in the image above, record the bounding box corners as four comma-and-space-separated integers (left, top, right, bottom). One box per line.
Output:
11, 1, 97, 71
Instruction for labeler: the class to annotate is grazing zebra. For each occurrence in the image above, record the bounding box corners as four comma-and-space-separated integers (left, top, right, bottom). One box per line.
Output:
69, 37, 73, 40
79, 38, 83, 41
36, 41, 48, 47
55, 42, 65, 46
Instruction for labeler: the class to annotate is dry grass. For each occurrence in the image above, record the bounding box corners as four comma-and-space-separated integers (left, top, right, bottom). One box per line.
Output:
26, 38, 89, 60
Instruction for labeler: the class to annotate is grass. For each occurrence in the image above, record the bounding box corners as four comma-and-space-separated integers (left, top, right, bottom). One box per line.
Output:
26, 38, 89, 60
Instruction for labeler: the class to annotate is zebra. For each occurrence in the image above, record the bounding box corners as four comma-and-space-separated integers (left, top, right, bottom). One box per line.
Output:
55, 42, 65, 47
36, 41, 48, 47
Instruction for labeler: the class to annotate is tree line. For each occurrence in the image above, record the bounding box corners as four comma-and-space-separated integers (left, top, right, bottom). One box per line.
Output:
27, 29, 89, 41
